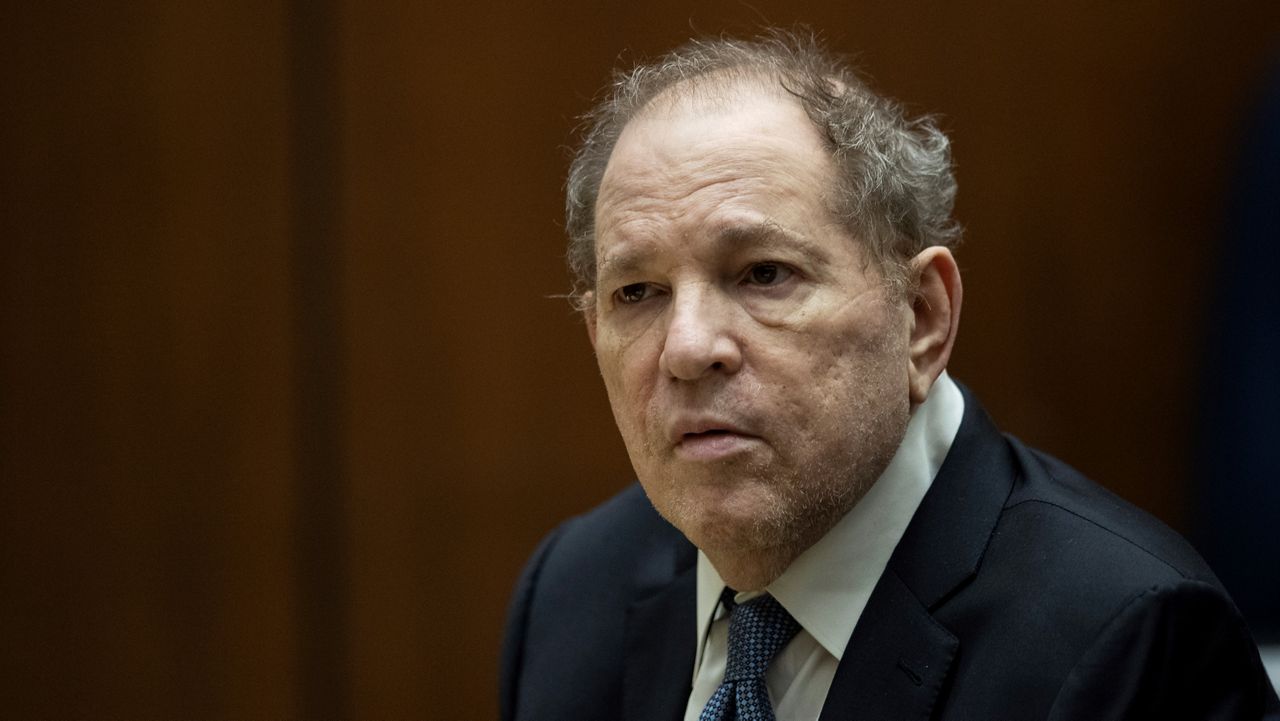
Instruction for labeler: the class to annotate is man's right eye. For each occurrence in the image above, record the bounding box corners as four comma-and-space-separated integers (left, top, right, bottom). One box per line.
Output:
615, 283, 651, 305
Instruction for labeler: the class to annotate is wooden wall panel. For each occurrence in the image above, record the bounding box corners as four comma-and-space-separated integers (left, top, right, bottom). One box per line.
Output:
334, 6, 639, 717
1, 3, 298, 718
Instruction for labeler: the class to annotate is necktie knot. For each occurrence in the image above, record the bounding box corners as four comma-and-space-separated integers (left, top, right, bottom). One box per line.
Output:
722, 594, 801, 682
699, 592, 801, 721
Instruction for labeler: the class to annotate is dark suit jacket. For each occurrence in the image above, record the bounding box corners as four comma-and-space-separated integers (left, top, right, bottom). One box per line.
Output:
500, 388, 1279, 720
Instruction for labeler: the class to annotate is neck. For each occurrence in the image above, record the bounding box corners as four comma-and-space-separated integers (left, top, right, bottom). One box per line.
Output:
704, 546, 797, 592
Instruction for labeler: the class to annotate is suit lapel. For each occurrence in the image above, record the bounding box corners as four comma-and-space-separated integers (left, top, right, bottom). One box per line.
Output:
819, 571, 958, 721
622, 538, 698, 721
821, 385, 1017, 720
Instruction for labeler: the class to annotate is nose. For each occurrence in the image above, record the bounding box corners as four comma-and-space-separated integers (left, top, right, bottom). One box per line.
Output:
658, 288, 743, 380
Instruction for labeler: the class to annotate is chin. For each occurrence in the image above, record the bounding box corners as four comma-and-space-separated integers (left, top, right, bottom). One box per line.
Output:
647, 476, 800, 554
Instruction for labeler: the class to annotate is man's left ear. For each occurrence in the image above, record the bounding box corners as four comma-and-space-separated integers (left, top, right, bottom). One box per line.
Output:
906, 246, 962, 405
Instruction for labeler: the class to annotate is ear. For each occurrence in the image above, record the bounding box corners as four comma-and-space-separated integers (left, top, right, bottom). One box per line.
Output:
582, 291, 598, 349
906, 247, 962, 405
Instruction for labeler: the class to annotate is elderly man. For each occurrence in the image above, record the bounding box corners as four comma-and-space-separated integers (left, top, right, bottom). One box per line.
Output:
500, 30, 1278, 721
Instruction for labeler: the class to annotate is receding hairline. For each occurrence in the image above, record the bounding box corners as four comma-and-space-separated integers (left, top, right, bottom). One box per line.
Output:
620, 65, 826, 130
595, 77, 851, 269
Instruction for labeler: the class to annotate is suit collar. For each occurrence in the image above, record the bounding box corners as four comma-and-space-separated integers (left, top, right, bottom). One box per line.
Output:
820, 384, 1016, 720
888, 382, 1016, 608
819, 571, 959, 721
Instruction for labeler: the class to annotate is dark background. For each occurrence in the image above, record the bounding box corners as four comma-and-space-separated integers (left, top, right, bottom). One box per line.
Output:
3, 2, 1277, 718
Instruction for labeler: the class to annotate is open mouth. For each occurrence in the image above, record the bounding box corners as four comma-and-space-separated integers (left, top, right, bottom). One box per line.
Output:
685, 429, 733, 439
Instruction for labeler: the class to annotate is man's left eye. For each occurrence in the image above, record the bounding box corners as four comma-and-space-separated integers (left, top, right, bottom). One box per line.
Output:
744, 263, 792, 286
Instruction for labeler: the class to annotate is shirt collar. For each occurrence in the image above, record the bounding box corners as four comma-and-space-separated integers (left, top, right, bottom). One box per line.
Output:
693, 373, 965, 664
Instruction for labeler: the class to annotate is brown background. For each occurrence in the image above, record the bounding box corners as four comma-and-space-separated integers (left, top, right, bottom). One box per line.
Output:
3, 2, 1277, 718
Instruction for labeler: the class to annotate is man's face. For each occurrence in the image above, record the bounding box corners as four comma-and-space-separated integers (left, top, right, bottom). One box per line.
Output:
588, 85, 913, 562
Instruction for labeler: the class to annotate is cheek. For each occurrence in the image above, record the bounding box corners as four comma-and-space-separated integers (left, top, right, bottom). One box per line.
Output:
759, 322, 882, 384
818, 331, 907, 406
596, 313, 662, 374
758, 319, 907, 422
595, 326, 640, 385
595, 334, 661, 434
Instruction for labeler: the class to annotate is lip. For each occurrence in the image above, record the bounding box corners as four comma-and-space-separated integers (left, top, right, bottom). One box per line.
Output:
669, 416, 761, 461
676, 432, 760, 461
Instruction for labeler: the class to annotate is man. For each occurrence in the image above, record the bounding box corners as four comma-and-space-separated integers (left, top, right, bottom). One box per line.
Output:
500, 30, 1279, 720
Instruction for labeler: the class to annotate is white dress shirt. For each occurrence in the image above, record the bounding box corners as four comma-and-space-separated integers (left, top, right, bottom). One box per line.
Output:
682, 373, 965, 721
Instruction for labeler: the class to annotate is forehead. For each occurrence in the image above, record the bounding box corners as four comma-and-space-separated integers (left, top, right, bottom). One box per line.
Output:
607, 82, 830, 180
595, 83, 837, 240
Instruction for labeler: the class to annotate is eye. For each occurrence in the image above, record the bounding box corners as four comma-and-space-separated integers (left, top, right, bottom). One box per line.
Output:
743, 262, 793, 286
615, 282, 653, 305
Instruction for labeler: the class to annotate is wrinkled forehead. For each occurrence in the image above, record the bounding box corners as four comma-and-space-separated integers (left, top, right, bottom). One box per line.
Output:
598, 76, 835, 210
594, 78, 847, 270
601, 72, 836, 205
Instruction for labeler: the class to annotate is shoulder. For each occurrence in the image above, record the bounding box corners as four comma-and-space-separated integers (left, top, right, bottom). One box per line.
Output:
524, 482, 688, 595
998, 435, 1218, 586
499, 482, 694, 721
504, 481, 682, 635
1000, 436, 1219, 588
1046, 579, 1279, 719
970, 433, 1229, 647
934, 432, 1278, 717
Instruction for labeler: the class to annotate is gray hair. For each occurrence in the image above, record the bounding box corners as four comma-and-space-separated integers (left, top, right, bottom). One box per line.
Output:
565, 28, 961, 303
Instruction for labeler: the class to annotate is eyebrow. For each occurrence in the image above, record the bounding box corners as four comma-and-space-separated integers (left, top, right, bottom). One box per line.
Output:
596, 219, 833, 284
716, 219, 831, 267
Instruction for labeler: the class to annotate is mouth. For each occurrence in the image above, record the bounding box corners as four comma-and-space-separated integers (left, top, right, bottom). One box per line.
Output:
683, 428, 735, 440
671, 422, 760, 460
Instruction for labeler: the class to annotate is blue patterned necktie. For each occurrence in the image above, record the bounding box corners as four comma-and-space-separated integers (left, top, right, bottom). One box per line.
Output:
699, 592, 802, 721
